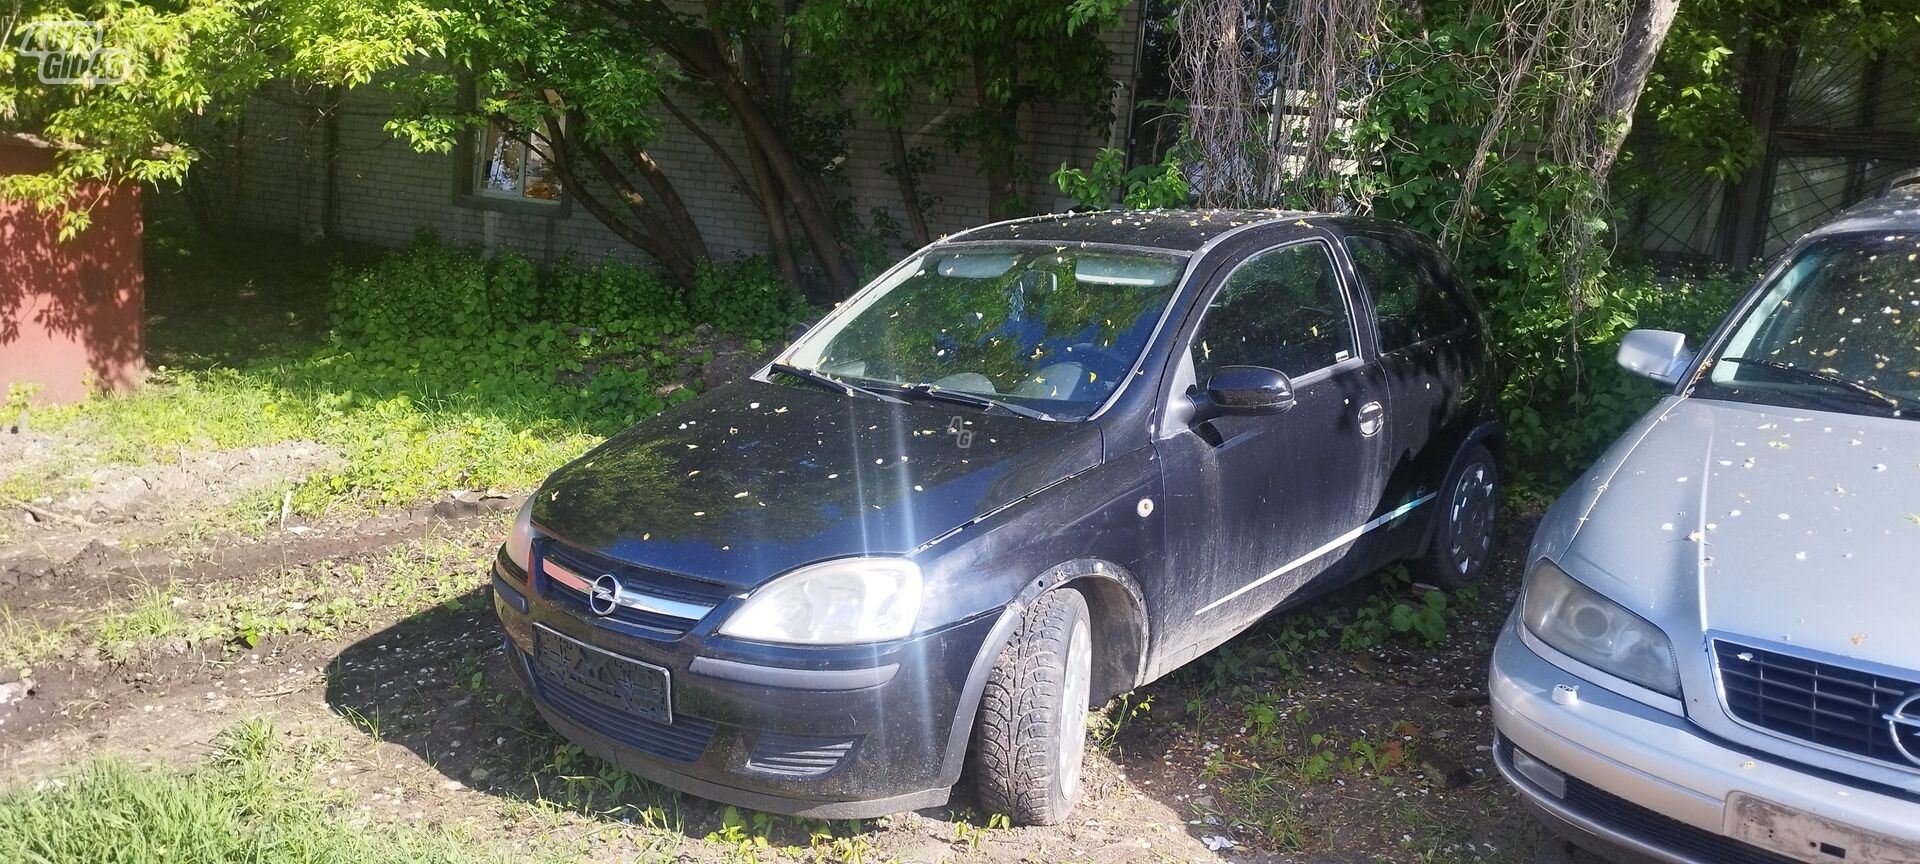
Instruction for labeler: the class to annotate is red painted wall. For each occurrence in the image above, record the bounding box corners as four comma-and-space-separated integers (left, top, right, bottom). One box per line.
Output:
0, 137, 144, 405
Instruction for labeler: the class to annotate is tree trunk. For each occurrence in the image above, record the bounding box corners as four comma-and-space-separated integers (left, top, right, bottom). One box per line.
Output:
540, 115, 701, 284
660, 93, 802, 288
620, 140, 708, 260
1593, 0, 1681, 183
746, 144, 806, 291
972, 56, 1020, 219
593, 0, 857, 292
888, 126, 931, 247
675, 27, 856, 291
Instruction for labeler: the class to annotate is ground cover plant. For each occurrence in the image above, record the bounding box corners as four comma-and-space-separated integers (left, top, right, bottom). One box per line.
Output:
0, 718, 541, 864
3, 222, 807, 524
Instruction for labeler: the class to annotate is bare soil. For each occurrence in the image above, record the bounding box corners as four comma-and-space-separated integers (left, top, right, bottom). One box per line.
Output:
0, 502, 1587, 864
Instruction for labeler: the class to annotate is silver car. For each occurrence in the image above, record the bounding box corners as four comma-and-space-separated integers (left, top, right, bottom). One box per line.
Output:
1492, 178, 1920, 864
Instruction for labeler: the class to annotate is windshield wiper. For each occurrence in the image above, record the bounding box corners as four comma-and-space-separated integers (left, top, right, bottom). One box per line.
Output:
894, 383, 1057, 421
1716, 356, 1903, 411
769, 362, 906, 404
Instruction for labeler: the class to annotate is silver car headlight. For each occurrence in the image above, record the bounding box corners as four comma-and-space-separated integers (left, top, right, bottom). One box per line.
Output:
1522, 558, 1680, 697
719, 558, 922, 645
505, 496, 536, 573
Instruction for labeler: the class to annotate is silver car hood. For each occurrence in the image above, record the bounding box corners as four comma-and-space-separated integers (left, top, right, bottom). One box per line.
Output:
1544, 396, 1920, 669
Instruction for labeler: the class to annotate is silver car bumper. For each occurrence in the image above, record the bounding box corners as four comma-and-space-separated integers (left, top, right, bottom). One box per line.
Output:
1489, 613, 1920, 864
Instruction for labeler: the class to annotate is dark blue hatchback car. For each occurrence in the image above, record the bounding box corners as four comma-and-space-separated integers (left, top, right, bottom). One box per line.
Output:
493, 209, 1502, 824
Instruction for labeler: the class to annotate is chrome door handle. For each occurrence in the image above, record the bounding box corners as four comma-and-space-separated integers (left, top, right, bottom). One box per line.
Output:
1357, 401, 1385, 437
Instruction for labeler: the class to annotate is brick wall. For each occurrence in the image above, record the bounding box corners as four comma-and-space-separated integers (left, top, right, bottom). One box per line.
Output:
227, 7, 1140, 271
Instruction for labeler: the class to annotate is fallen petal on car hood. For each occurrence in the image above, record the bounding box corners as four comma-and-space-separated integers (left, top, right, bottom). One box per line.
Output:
531, 380, 1101, 590
1562, 397, 1920, 668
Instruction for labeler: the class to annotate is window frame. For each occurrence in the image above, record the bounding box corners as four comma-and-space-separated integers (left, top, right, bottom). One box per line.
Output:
449, 74, 572, 217
1180, 237, 1364, 389
470, 119, 565, 205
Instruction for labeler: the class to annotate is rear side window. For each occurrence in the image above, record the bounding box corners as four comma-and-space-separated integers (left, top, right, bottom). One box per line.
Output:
1190, 242, 1355, 381
1344, 234, 1472, 352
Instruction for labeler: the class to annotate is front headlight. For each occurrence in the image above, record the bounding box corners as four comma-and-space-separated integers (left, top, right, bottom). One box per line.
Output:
505, 496, 536, 575
1522, 559, 1680, 697
718, 558, 922, 645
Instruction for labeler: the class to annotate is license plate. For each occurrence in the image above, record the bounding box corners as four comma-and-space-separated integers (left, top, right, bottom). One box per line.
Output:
533, 624, 672, 725
1725, 792, 1916, 864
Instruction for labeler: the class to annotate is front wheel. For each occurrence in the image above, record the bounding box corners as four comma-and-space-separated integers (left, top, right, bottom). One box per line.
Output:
1412, 442, 1499, 590
970, 588, 1093, 826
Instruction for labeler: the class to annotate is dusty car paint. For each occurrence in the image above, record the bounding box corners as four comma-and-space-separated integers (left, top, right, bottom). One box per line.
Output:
1493, 181, 1920, 864
499, 208, 1503, 818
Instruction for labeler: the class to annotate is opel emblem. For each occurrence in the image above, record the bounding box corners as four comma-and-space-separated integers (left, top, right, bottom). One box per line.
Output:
1888, 692, 1920, 767
588, 573, 622, 617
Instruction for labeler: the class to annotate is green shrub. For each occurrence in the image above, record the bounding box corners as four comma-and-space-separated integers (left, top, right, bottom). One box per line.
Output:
320, 233, 809, 437
1498, 265, 1743, 496
686, 256, 815, 336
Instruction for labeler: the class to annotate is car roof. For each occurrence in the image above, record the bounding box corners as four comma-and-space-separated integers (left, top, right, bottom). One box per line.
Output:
945, 208, 1327, 252
1808, 177, 1920, 239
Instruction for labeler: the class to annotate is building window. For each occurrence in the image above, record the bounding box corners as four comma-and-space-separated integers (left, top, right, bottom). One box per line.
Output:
474, 121, 562, 202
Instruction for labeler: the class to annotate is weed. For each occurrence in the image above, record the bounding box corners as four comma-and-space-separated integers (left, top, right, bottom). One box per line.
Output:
1335, 566, 1454, 649
0, 717, 533, 864
706, 805, 781, 863
1094, 691, 1154, 751
0, 607, 68, 673
452, 652, 486, 692
92, 585, 211, 661
339, 705, 384, 746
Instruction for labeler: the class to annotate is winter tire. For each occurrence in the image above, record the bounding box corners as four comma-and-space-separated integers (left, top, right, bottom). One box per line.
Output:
970, 587, 1093, 826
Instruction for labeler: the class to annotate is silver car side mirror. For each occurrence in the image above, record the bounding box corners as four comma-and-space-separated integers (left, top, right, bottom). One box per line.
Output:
1617, 329, 1694, 386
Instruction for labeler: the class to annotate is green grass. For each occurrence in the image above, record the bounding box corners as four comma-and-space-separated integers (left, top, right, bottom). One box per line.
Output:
0, 607, 67, 675
15, 357, 606, 517
0, 718, 549, 864
5, 213, 609, 515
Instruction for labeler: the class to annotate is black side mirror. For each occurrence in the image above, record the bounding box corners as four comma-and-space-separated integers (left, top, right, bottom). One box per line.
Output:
785, 319, 815, 343
1192, 365, 1296, 422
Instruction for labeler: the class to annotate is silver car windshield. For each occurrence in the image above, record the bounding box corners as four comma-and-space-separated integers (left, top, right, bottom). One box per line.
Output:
781, 245, 1187, 420
1703, 232, 1920, 418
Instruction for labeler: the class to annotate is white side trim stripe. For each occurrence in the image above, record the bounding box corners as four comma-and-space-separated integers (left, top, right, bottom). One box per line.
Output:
1194, 493, 1437, 616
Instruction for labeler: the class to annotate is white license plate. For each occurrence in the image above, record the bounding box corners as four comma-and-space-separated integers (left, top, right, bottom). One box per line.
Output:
1725, 792, 1919, 864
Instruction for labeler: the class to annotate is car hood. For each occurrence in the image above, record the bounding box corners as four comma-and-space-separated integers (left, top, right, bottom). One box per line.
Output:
1559, 397, 1920, 668
532, 380, 1101, 590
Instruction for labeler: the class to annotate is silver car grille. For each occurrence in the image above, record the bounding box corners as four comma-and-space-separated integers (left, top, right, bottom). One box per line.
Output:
1712, 639, 1920, 772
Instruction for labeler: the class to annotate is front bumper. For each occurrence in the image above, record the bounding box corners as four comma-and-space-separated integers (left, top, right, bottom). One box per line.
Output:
1489, 614, 1920, 864
492, 560, 1002, 819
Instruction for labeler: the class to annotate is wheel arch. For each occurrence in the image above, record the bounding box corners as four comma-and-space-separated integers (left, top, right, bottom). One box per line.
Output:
934, 557, 1151, 787
1415, 420, 1505, 558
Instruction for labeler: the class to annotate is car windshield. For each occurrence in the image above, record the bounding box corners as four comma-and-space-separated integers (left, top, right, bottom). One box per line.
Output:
780, 244, 1187, 420
1701, 231, 1920, 419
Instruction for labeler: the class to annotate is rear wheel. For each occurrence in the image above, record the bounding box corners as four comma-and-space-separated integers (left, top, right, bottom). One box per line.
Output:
1413, 442, 1499, 589
971, 588, 1093, 826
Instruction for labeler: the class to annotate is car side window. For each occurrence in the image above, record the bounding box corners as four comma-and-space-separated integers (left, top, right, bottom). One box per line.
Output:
1190, 242, 1355, 383
1344, 234, 1472, 352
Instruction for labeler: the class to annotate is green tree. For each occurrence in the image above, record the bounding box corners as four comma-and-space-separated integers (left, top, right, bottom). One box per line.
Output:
0, 0, 440, 238
794, 0, 1129, 224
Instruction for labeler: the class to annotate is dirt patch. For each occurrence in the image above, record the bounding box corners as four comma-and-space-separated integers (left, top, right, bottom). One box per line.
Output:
0, 511, 1573, 863
0, 429, 343, 561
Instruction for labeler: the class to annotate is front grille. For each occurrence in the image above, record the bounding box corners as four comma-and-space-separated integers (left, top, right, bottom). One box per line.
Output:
527, 650, 715, 763
744, 733, 859, 779
1713, 640, 1920, 770
1499, 737, 1800, 864
538, 541, 733, 636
